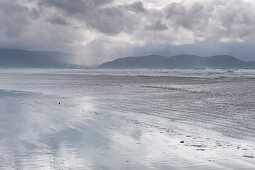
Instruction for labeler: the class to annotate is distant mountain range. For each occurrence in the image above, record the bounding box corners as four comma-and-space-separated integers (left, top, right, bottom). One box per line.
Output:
100, 54, 255, 69
1, 49, 255, 69
0, 48, 76, 68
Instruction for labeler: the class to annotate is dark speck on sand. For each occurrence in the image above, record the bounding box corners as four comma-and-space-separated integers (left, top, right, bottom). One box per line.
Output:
243, 155, 254, 158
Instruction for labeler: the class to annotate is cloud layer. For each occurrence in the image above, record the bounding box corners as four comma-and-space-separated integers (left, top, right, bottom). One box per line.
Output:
0, 0, 255, 65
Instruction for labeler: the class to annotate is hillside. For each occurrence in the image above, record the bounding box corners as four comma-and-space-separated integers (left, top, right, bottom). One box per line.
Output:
100, 54, 255, 69
0, 48, 75, 68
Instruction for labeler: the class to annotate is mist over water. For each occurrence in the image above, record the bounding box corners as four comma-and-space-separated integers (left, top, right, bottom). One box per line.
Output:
0, 69, 255, 169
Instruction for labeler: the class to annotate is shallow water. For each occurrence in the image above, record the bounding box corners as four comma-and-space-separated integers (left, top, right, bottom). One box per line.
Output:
0, 69, 255, 169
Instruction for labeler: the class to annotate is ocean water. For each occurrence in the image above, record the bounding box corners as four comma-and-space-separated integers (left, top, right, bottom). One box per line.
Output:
0, 69, 255, 169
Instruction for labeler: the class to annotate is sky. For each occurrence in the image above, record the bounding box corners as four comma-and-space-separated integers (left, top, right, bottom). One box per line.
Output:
0, 0, 255, 65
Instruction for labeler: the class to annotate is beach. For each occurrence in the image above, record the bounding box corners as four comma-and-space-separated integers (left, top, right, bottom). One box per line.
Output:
0, 69, 254, 169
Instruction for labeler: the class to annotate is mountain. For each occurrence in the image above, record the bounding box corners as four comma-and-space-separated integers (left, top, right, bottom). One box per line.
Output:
100, 54, 255, 69
0, 48, 76, 68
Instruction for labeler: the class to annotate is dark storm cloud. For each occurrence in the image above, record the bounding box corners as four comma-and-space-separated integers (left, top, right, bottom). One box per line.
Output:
0, 0, 255, 65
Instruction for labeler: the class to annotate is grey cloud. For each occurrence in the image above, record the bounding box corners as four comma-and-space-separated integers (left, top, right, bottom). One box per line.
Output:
40, 0, 140, 34
165, 2, 208, 31
39, 0, 113, 17
144, 20, 168, 31
0, 1, 31, 38
163, 0, 255, 42
40, 0, 97, 15
214, 0, 255, 40
48, 16, 69, 25
125, 1, 146, 13
88, 7, 140, 34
